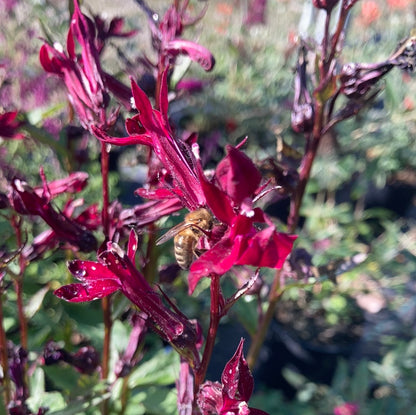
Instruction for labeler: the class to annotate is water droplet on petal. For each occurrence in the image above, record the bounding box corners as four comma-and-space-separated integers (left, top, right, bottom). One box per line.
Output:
74, 269, 86, 279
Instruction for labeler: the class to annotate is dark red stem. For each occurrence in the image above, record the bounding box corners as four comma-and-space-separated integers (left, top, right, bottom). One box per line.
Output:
0, 286, 11, 405
195, 273, 221, 389
100, 143, 112, 387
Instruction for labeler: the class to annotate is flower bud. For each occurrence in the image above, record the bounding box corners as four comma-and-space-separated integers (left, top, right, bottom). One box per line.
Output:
312, 0, 340, 12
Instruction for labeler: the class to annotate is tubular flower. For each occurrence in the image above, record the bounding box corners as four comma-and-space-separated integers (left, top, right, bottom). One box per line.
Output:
197, 339, 269, 415
55, 231, 200, 367
93, 74, 296, 293
93, 70, 206, 210
188, 144, 297, 293
139, 0, 215, 71
340, 35, 416, 99
39, 0, 119, 131
7, 170, 97, 253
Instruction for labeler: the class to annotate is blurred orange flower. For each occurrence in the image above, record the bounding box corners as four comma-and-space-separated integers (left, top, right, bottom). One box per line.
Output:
360, 1, 381, 25
216, 3, 233, 16
387, 0, 414, 9
215, 3, 233, 34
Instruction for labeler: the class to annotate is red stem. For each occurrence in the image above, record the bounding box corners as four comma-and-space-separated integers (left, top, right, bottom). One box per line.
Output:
11, 216, 28, 350
194, 273, 221, 389
100, 142, 110, 238
100, 143, 112, 387
0, 287, 11, 406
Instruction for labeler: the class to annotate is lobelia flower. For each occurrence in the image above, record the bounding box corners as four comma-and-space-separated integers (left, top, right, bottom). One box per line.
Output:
8, 171, 98, 253
55, 230, 201, 368
39, 0, 122, 132
93, 71, 296, 293
92, 14, 137, 55
0, 111, 25, 140
291, 46, 314, 134
138, 0, 215, 72
340, 34, 416, 99
197, 339, 269, 415
176, 359, 195, 415
114, 312, 148, 378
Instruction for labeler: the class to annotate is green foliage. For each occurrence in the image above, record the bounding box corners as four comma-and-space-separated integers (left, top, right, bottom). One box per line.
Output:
1, 1, 416, 414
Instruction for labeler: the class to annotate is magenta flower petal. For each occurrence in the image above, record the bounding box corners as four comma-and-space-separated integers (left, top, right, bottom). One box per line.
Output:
130, 78, 158, 132
34, 172, 88, 198
0, 111, 25, 140
221, 339, 253, 401
176, 360, 194, 415
197, 339, 270, 415
9, 179, 97, 252
125, 115, 147, 136
127, 230, 138, 263
67, 259, 119, 282
165, 39, 215, 71
54, 281, 120, 302
91, 125, 152, 146
216, 145, 262, 206
198, 169, 234, 225
188, 238, 237, 293
236, 227, 297, 269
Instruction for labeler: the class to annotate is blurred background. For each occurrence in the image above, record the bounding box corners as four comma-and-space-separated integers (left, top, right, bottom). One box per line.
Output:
1, 1, 416, 414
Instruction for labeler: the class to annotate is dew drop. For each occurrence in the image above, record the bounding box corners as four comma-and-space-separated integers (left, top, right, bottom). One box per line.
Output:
74, 269, 86, 279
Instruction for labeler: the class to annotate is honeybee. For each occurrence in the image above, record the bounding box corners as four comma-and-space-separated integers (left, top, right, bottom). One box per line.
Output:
156, 208, 214, 269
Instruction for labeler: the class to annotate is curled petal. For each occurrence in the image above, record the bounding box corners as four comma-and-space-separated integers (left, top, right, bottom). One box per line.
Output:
165, 39, 215, 71
92, 125, 152, 146
34, 172, 88, 198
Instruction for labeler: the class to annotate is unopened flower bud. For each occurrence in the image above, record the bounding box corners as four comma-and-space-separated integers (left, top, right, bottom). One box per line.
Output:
312, 0, 340, 12
390, 35, 416, 73
291, 103, 314, 133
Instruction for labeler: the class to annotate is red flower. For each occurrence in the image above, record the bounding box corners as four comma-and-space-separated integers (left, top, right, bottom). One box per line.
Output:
142, 1, 215, 72
93, 70, 206, 210
8, 172, 97, 253
197, 339, 269, 415
0, 111, 25, 140
94, 74, 296, 292
55, 231, 201, 367
188, 145, 297, 292
39, 0, 120, 131
93, 14, 137, 55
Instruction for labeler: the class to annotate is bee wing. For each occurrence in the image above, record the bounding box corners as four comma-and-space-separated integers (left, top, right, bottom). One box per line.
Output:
156, 221, 194, 245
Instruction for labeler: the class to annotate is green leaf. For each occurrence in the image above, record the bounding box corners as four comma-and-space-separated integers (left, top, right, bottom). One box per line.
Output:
128, 349, 179, 388
24, 285, 50, 319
